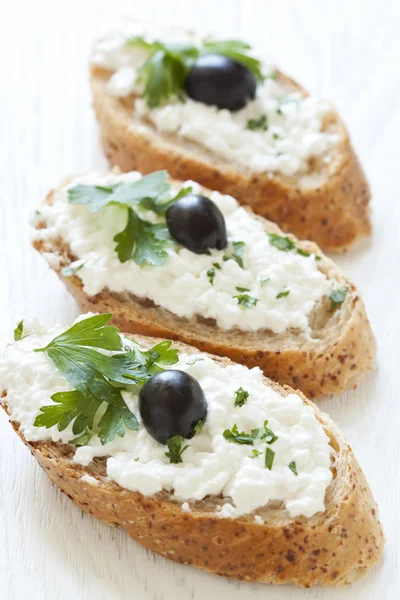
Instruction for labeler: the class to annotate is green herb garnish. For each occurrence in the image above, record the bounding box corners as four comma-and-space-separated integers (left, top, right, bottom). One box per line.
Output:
289, 461, 298, 476
114, 207, 173, 266
250, 449, 262, 458
234, 387, 249, 407
165, 435, 189, 464
247, 114, 268, 131
234, 293, 258, 308
213, 262, 221, 270
223, 241, 245, 269
126, 37, 264, 108
235, 286, 250, 292
329, 288, 348, 312
207, 267, 216, 285
223, 420, 277, 446
268, 233, 296, 252
276, 290, 290, 299
61, 262, 86, 277
13, 320, 28, 342
194, 419, 205, 435
265, 447, 275, 470
33, 314, 178, 445
68, 171, 195, 268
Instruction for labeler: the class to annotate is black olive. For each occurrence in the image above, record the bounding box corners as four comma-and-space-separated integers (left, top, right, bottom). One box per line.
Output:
138, 370, 207, 445
166, 194, 227, 254
184, 54, 257, 111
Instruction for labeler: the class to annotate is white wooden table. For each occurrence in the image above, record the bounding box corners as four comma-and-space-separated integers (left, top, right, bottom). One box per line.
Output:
1, 0, 399, 597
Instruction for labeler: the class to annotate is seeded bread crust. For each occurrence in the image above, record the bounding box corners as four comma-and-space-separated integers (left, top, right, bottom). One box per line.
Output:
90, 64, 371, 253
1, 337, 383, 587
33, 180, 376, 398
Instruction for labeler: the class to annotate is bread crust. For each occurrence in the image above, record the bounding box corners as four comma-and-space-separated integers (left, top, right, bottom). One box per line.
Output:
33, 182, 376, 398
90, 65, 371, 253
1, 336, 383, 587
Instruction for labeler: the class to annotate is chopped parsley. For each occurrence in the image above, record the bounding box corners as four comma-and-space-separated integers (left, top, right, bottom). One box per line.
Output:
235, 286, 250, 292
329, 288, 348, 312
207, 267, 216, 285
61, 262, 86, 277
223, 420, 277, 446
223, 241, 245, 269
193, 419, 205, 435
246, 114, 268, 131
234, 293, 258, 308
276, 290, 290, 299
234, 387, 249, 407
212, 262, 222, 270
265, 447, 275, 470
288, 461, 298, 476
33, 314, 179, 446
13, 320, 28, 342
260, 277, 270, 286
273, 132, 281, 140
268, 233, 320, 260
125, 37, 264, 108
165, 435, 189, 464
250, 449, 262, 458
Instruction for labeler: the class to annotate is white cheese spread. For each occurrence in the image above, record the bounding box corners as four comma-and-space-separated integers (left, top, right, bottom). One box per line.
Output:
0, 318, 333, 518
32, 171, 332, 335
91, 28, 339, 177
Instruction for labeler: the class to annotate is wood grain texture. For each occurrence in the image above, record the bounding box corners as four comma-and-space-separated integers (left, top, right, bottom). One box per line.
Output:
0, 0, 398, 598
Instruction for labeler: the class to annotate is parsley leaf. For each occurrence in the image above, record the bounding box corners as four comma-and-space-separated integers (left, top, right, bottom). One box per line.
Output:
194, 419, 205, 435
250, 449, 262, 458
201, 39, 264, 82
265, 447, 275, 470
69, 428, 92, 446
246, 114, 268, 131
223, 241, 245, 269
268, 233, 296, 252
235, 286, 250, 292
224, 420, 277, 447
139, 186, 193, 215
329, 288, 348, 312
213, 262, 221, 270
68, 171, 170, 213
207, 267, 216, 285
114, 207, 173, 266
234, 387, 249, 407
289, 461, 298, 476
276, 290, 290, 299
234, 293, 258, 308
33, 314, 179, 446
223, 424, 255, 445
165, 435, 189, 463
61, 261, 86, 277
14, 320, 28, 341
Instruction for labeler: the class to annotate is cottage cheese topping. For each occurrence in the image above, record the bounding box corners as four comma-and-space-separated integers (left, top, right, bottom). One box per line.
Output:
0, 319, 333, 518
32, 171, 332, 335
92, 29, 339, 177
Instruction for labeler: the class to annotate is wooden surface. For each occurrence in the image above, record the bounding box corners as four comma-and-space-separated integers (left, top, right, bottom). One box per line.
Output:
0, 0, 399, 597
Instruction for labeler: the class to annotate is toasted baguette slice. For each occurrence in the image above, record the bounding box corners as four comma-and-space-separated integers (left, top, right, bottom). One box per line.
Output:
90, 62, 371, 253
33, 175, 376, 398
1, 335, 383, 588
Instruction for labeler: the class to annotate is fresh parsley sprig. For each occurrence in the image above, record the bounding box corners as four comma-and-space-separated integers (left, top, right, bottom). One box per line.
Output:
14, 320, 28, 341
33, 314, 179, 446
125, 37, 264, 108
67, 172, 193, 268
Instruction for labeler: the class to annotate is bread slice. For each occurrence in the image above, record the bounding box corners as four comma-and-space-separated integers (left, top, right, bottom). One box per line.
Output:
90, 63, 371, 253
1, 335, 383, 588
32, 177, 376, 398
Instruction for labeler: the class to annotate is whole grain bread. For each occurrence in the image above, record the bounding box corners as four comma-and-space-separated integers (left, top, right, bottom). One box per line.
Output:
33, 178, 376, 398
90, 64, 371, 253
1, 336, 383, 587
